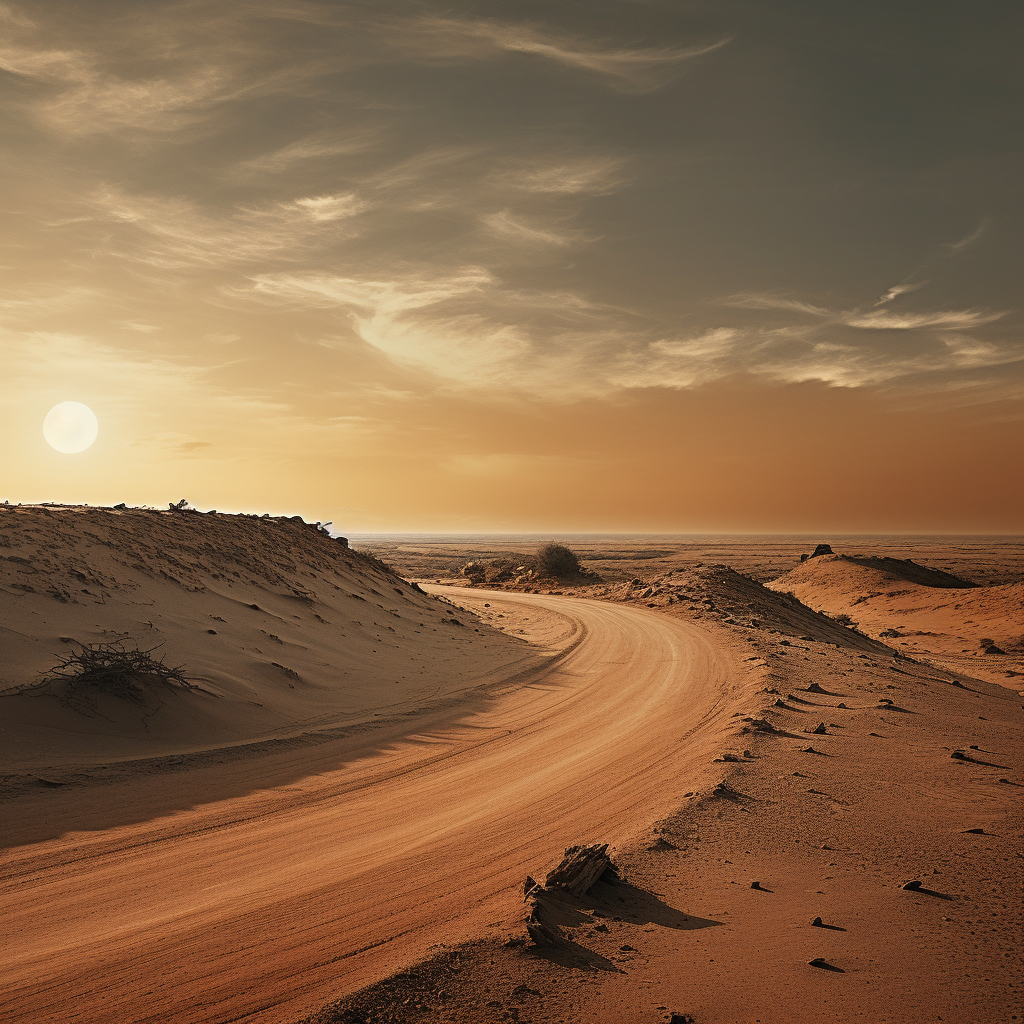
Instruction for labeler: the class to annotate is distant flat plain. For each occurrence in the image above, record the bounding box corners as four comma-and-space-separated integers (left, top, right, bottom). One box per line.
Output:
349, 534, 1024, 586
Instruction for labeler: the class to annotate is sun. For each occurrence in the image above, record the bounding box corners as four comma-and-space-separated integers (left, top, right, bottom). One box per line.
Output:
43, 401, 99, 454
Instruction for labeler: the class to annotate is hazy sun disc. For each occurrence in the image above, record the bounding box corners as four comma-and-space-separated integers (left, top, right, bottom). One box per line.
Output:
43, 402, 99, 454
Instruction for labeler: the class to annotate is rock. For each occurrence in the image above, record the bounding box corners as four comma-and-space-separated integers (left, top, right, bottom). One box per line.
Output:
902, 879, 923, 891
837, 702, 848, 709
113, 502, 127, 509
649, 837, 678, 851
811, 916, 824, 926
810, 544, 834, 557
461, 561, 486, 581
619, 944, 636, 952
751, 880, 766, 891
983, 643, 1006, 655
808, 957, 843, 971
510, 984, 540, 999
806, 683, 826, 693
951, 750, 968, 761
812, 722, 828, 735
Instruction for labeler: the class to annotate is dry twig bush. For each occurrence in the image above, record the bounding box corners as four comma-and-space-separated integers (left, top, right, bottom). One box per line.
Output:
38, 639, 193, 717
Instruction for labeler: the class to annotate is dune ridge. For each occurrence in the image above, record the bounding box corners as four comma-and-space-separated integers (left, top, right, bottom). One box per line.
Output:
766, 553, 1023, 688
0, 506, 540, 770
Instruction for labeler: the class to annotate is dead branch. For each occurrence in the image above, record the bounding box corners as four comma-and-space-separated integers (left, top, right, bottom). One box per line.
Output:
39, 639, 193, 716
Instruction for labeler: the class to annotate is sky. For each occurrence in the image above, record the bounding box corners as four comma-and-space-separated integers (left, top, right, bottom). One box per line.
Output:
1, 0, 1021, 532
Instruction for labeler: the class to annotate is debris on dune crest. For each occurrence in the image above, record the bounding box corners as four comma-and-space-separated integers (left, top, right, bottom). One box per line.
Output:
524, 843, 616, 947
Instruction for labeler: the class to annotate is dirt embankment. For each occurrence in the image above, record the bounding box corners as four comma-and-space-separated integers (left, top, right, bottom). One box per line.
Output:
0, 505, 536, 772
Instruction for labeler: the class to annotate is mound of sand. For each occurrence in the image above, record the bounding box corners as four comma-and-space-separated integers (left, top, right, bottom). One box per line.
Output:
0, 506, 533, 765
596, 564, 890, 653
768, 554, 1023, 686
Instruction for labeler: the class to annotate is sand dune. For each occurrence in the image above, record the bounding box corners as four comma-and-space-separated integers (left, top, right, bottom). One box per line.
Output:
767, 553, 1023, 687
0, 506, 539, 771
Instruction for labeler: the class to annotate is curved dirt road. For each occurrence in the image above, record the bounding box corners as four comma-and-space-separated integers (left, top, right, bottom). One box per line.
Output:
1, 590, 741, 1024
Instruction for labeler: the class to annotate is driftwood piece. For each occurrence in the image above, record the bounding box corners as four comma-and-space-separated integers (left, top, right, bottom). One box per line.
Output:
523, 843, 616, 947
524, 895, 561, 948
544, 843, 614, 897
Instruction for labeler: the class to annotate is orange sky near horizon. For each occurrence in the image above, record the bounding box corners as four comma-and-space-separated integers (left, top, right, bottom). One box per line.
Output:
1, 1, 1021, 533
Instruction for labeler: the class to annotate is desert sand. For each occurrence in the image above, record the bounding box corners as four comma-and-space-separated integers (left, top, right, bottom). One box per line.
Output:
1, 512, 1021, 1023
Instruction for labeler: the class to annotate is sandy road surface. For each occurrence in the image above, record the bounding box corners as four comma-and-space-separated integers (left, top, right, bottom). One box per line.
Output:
1, 590, 741, 1024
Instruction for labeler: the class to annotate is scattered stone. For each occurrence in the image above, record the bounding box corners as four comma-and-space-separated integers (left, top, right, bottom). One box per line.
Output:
510, 985, 540, 999
808, 957, 843, 972
668, 1015, 697, 1024
836, 702, 848, 709
649, 837, 678, 851
801, 745, 820, 754
812, 722, 828, 735
619, 944, 636, 952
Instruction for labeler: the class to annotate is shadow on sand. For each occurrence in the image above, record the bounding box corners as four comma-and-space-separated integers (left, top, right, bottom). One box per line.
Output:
527, 876, 722, 971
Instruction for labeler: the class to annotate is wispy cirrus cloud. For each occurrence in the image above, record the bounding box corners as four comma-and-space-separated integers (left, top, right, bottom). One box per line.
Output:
406, 17, 731, 92
875, 281, 926, 306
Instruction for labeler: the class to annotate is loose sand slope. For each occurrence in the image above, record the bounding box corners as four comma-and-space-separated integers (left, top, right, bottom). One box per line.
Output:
0, 506, 535, 769
767, 554, 1024, 687
0, 586, 745, 1024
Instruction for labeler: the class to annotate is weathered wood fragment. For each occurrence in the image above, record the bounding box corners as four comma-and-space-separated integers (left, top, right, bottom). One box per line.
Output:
543, 843, 614, 897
